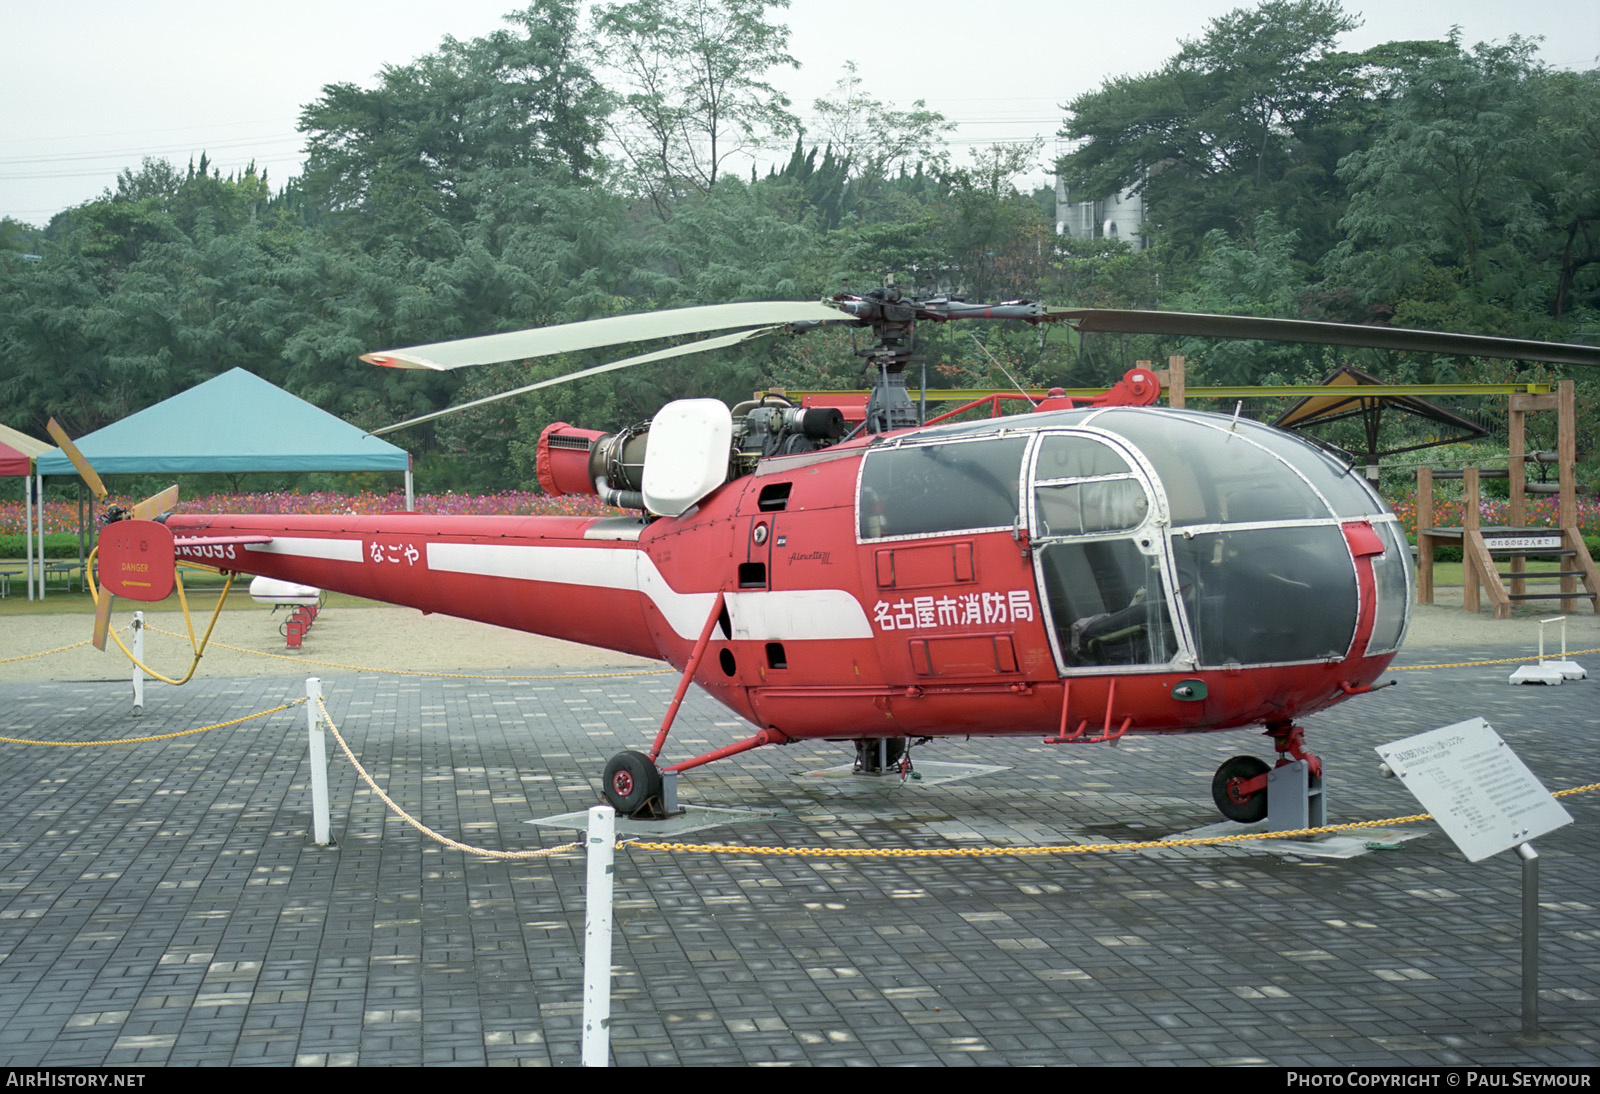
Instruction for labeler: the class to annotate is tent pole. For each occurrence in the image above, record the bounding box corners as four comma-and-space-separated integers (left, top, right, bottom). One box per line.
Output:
34, 472, 44, 601
406, 461, 414, 512
24, 468, 34, 601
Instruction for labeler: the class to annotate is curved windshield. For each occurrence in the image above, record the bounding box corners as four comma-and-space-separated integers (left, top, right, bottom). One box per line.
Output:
1091, 409, 1342, 525
1368, 521, 1414, 654
1026, 410, 1409, 670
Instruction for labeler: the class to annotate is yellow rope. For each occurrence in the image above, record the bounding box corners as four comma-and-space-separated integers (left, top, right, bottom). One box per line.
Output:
313, 694, 580, 861
143, 625, 673, 681
0, 637, 100, 664
0, 698, 306, 746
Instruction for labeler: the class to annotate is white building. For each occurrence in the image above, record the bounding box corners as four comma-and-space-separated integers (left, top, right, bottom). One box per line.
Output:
1055, 177, 1147, 251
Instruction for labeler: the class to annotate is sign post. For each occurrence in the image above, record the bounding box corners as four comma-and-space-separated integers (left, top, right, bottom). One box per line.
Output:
1376, 718, 1573, 1038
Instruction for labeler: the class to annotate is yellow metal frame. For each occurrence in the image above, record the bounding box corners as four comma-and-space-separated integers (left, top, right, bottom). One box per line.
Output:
86, 546, 238, 684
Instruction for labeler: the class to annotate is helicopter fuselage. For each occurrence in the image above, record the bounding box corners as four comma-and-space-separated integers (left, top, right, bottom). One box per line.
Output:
160, 405, 1411, 759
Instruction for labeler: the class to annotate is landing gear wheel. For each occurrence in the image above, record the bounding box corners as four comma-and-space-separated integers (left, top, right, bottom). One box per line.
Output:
603, 750, 663, 816
1212, 755, 1271, 823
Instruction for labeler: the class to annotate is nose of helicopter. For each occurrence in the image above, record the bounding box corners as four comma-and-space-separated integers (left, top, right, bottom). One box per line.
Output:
1062, 408, 1413, 669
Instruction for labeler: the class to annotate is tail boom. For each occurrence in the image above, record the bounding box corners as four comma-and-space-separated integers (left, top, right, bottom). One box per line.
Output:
162, 513, 662, 660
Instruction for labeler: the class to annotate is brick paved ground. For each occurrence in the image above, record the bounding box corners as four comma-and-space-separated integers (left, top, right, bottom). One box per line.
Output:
0, 645, 1593, 1066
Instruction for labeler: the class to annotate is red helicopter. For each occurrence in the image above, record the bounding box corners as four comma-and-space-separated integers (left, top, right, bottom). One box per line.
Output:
71, 286, 1600, 822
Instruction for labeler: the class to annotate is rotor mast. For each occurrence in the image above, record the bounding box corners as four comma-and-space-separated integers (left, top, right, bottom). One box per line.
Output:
830, 279, 1066, 433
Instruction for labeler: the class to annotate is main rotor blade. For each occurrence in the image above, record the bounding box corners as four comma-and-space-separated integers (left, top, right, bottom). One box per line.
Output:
131, 485, 179, 522
1058, 310, 1600, 368
45, 418, 108, 499
362, 301, 853, 371
370, 325, 784, 436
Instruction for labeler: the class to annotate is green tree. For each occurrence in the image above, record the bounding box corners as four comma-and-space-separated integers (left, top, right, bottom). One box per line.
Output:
1532, 69, 1600, 318
1174, 210, 1319, 384
1336, 40, 1545, 299
0, 217, 43, 254
809, 61, 953, 184
935, 142, 1055, 302
1056, 0, 1441, 261
595, 0, 798, 213
1332, 39, 1600, 333
297, 0, 608, 253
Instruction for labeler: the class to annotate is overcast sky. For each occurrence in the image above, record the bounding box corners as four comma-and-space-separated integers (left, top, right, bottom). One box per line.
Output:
2, 0, 1596, 226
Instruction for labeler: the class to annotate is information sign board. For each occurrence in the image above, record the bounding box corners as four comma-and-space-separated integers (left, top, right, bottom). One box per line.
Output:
1375, 718, 1572, 862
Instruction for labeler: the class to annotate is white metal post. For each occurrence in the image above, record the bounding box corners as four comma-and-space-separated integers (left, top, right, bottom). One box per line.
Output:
582, 804, 616, 1067
24, 469, 33, 601
1518, 842, 1540, 1039
131, 612, 145, 714
305, 677, 331, 846
34, 472, 44, 600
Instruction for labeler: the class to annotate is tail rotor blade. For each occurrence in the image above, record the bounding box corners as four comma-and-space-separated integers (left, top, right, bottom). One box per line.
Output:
45, 418, 108, 500
132, 485, 179, 521
92, 591, 113, 651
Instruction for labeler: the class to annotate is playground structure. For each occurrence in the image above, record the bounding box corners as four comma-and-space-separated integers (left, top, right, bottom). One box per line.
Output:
1414, 380, 1598, 617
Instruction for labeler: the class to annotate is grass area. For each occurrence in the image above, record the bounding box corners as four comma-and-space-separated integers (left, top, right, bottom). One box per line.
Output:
0, 561, 383, 616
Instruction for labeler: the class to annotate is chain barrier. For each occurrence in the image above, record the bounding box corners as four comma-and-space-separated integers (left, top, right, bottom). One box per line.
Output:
0, 636, 101, 665
3, 622, 1593, 862
9, 626, 1589, 680
621, 782, 1599, 859
1391, 646, 1600, 671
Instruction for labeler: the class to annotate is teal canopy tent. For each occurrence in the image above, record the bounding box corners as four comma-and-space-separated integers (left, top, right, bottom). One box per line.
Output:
31, 368, 412, 599
37, 368, 410, 476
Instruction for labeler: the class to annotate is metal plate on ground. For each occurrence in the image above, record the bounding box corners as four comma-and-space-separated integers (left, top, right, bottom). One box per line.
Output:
800, 760, 1008, 791
529, 804, 780, 837
1172, 821, 1431, 859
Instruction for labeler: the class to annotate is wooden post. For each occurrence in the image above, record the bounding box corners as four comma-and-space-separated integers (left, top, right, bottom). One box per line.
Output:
1558, 380, 1578, 611
1463, 467, 1481, 614
1508, 391, 1527, 596
1165, 355, 1185, 408
1416, 466, 1435, 605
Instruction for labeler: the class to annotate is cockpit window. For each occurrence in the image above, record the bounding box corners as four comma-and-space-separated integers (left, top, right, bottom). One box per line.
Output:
1223, 418, 1385, 517
859, 437, 1029, 539
1036, 479, 1149, 536
1091, 410, 1336, 525
1368, 521, 1413, 654
1035, 434, 1131, 479
1037, 541, 1177, 667
1171, 526, 1358, 665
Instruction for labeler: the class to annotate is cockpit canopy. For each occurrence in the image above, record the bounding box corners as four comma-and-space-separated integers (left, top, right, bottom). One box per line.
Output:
858, 407, 1411, 671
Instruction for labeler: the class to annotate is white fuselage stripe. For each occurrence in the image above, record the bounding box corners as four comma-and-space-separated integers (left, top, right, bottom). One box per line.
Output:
243, 537, 366, 562
426, 542, 871, 642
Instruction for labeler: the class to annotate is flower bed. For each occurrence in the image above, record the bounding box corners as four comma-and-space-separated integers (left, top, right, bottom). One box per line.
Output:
1387, 491, 1600, 538
0, 491, 621, 536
